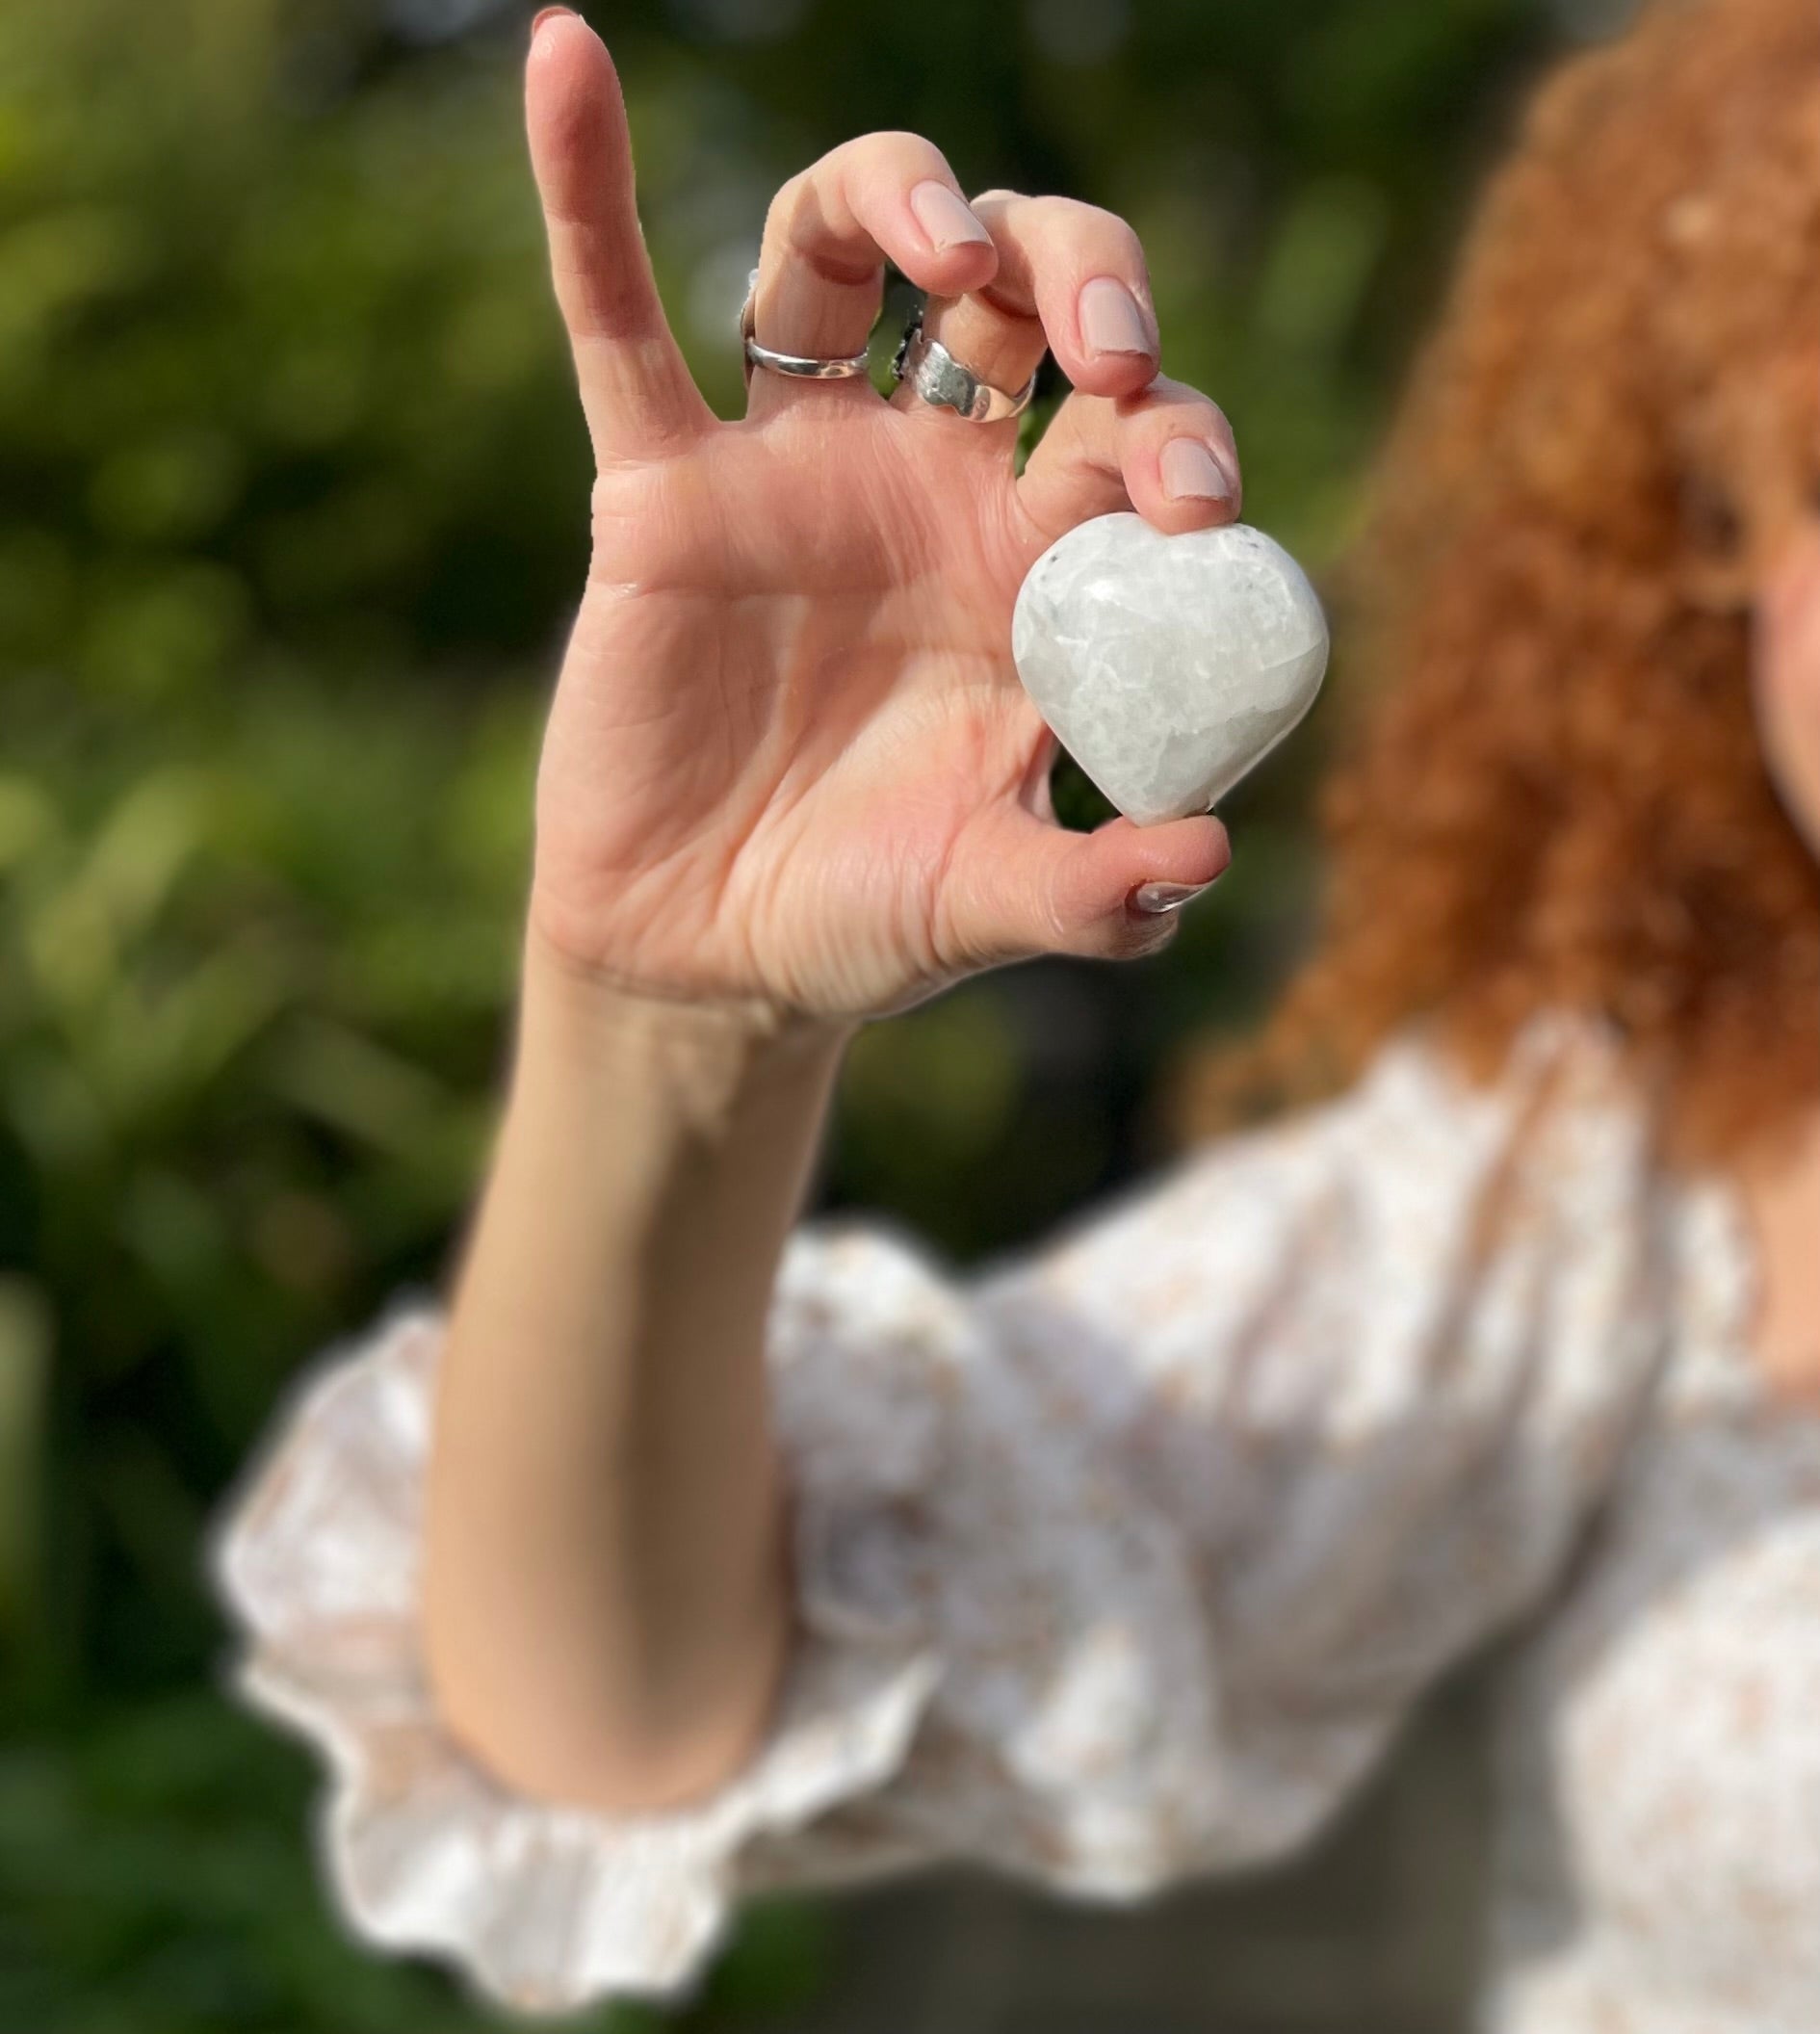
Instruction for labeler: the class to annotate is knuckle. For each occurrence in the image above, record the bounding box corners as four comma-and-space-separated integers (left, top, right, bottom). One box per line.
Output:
1115, 376, 1181, 417
875, 127, 945, 159
1126, 378, 1233, 438
1047, 196, 1141, 255
855, 130, 951, 184
764, 172, 881, 284
765, 169, 813, 230
1133, 372, 1199, 407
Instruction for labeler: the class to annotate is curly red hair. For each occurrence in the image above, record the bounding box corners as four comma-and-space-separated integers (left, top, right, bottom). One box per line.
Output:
1195, 0, 1820, 1167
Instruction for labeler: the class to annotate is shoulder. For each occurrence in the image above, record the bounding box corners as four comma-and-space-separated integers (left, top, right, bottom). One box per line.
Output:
979, 1013, 1671, 1379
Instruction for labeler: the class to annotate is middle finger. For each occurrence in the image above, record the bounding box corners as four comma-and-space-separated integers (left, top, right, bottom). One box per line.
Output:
747, 131, 999, 417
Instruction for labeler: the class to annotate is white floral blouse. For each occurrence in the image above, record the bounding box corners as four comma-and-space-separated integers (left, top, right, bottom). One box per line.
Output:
209, 1018, 1818, 2031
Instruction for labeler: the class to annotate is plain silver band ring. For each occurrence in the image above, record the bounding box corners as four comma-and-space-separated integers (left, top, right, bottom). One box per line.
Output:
739, 272, 871, 391
891, 309, 1039, 425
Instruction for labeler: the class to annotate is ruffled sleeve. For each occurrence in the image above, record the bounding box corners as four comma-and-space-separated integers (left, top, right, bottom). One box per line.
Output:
209, 1020, 1671, 2016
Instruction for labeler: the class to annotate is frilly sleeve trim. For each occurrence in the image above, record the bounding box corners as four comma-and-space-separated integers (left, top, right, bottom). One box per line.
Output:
210, 1017, 1672, 2014
208, 1284, 947, 2016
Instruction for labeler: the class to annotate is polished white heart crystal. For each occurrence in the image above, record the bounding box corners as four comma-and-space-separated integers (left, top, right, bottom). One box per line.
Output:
1012, 513, 1329, 825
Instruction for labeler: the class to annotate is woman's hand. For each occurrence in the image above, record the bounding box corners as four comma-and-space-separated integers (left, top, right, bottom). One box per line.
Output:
1758, 518, 1820, 864
524, 10, 1239, 1021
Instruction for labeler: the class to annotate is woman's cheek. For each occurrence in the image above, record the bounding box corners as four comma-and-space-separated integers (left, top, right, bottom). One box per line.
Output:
1755, 523, 1820, 860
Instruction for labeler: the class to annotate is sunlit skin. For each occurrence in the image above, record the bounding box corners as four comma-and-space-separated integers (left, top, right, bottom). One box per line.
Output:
417, 8, 1820, 1823
522, 14, 1239, 1018
424, 7, 1256, 1816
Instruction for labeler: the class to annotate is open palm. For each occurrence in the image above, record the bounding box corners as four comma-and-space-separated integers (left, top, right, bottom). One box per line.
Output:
525, 11, 1242, 1019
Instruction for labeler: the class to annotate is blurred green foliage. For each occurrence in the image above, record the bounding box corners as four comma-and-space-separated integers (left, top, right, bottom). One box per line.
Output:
0, 0, 1570, 2022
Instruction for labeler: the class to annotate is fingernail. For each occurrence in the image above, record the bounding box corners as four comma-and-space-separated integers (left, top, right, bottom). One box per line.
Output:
1160, 439, 1235, 505
1131, 879, 1214, 917
1079, 276, 1156, 358
531, 6, 576, 37
910, 182, 992, 254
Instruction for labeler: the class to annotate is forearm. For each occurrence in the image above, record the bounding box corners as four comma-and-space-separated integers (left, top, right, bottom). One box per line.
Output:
414, 15, 1235, 1825
422, 930, 851, 1813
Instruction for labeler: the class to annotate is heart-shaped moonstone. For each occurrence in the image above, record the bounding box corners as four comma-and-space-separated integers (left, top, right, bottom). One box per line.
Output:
1012, 513, 1329, 826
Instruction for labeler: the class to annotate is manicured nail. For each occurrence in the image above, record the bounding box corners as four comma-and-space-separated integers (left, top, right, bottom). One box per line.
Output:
531, 7, 576, 38
1131, 879, 1214, 917
1079, 276, 1155, 358
1160, 439, 1235, 505
909, 182, 992, 254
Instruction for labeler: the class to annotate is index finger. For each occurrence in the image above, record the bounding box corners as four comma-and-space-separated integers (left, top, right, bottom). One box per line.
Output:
526, 11, 713, 461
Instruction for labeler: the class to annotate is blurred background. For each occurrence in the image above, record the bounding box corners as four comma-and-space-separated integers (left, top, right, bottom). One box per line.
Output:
0, 0, 1632, 2026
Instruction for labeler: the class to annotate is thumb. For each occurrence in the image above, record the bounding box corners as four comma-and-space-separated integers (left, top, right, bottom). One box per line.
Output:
526, 11, 711, 463
951, 808, 1232, 967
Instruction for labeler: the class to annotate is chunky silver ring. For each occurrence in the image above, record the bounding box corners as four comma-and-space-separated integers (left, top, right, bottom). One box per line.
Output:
739, 272, 871, 391
891, 309, 1039, 425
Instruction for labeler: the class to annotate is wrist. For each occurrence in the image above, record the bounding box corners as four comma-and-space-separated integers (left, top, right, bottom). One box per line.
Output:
516, 919, 855, 1120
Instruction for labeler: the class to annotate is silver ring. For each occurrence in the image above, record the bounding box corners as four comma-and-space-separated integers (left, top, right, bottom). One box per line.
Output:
891, 309, 1039, 425
739, 271, 871, 391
